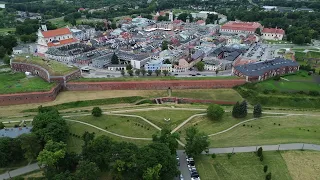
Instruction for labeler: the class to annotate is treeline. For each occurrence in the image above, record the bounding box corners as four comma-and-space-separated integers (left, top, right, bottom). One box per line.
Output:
226, 7, 320, 44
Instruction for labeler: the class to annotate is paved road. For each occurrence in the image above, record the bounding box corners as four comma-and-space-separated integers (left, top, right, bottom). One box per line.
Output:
0, 163, 40, 180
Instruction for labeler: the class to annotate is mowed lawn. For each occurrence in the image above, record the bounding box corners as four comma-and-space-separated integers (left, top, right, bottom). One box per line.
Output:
67, 121, 152, 153
195, 151, 292, 180
170, 89, 243, 101
126, 109, 205, 129
255, 78, 319, 92
208, 115, 320, 148
0, 72, 55, 94
67, 115, 159, 138
178, 113, 253, 137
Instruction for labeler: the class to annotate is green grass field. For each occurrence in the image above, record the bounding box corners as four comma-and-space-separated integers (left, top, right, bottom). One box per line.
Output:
208, 115, 320, 148
49, 17, 71, 28
13, 55, 78, 76
67, 114, 159, 138
126, 109, 205, 129
0, 72, 55, 94
67, 121, 152, 153
170, 89, 243, 101
195, 151, 292, 180
0, 28, 15, 35
74, 76, 241, 82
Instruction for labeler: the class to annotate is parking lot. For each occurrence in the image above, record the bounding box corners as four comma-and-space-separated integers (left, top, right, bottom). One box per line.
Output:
176, 150, 200, 180
244, 43, 275, 61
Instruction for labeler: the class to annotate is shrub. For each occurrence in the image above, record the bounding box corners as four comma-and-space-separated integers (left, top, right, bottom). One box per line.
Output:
257, 147, 263, 157
264, 165, 268, 173
266, 172, 272, 180
253, 104, 262, 118
260, 154, 264, 161
273, 75, 280, 81
207, 104, 224, 121
308, 91, 320, 96
211, 154, 217, 159
0, 122, 4, 129
243, 124, 246, 126
91, 107, 102, 117
227, 153, 232, 159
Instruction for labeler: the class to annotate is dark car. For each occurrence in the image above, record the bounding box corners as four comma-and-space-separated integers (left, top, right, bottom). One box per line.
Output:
191, 172, 199, 178
196, 73, 201, 75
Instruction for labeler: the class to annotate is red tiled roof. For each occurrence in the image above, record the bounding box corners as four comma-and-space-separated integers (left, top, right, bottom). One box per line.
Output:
173, 20, 182, 24
197, 20, 205, 24
221, 21, 261, 32
41, 28, 72, 38
262, 28, 285, 35
47, 38, 78, 47
78, 8, 85, 11
159, 11, 165, 16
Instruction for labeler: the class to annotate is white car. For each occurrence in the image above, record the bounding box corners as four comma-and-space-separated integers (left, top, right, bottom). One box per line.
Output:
188, 165, 196, 171
179, 174, 184, 180
191, 177, 200, 180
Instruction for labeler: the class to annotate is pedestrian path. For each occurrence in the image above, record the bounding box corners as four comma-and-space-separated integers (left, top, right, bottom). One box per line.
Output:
0, 163, 40, 180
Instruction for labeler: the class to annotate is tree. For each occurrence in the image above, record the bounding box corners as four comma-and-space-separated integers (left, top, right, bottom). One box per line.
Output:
161, 40, 168, 50
126, 64, 133, 70
127, 69, 134, 76
82, 131, 95, 147
19, 133, 41, 162
207, 104, 224, 121
32, 109, 69, 144
293, 34, 305, 45
147, 70, 153, 76
143, 164, 162, 180
255, 28, 262, 36
0, 122, 4, 129
264, 165, 268, 173
111, 53, 119, 64
260, 154, 264, 161
185, 127, 209, 157
253, 104, 262, 118
195, 62, 204, 71
75, 160, 100, 180
121, 69, 125, 76
37, 140, 67, 167
257, 147, 263, 157
0, 46, 6, 58
232, 102, 240, 118
0, 137, 24, 167
240, 101, 248, 118
141, 69, 147, 76
92, 107, 102, 117
266, 172, 272, 180
112, 160, 126, 180
137, 143, 179, 180
232, 101, 247, 118
164, 59, 171, 64
3, 54, 10, 65
152, 128, 180, 154
155, 69, 161, 76
135, 69, 141, 76
162, 70, 169, 76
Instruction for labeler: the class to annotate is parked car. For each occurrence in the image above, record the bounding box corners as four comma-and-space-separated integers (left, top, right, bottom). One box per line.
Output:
196, 73, 201, 75
179, 174, 184, 180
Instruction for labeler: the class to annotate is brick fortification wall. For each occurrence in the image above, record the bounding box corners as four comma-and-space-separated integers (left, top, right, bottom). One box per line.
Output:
0, 84, 62, 106
66, 79, 246, 90
11, 62, 50, 82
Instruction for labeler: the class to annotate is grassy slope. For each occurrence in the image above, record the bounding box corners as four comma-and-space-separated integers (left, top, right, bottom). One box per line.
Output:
170, 89, 243, 101
67, 121, 151, 153
0, 72, 55, 94
195, 151, 292, 180
67, 114, 158, 138
126, 109, 204, 129
208, 115, 320, 148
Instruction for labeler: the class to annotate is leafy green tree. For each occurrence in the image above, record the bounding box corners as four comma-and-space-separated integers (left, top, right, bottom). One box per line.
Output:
255, 28, 262, 36
253, 104, 262, 118
0, 122, 4, 129
240, 101, 248, 118
0, 138, 24, 167
161, 40, 168, 50
92, 107, 102, 117
232, 101, 247, 118
111, 53, 119, 64
147, 70, 153, 76
162, 70, 169, 76
141, 69, 147, 76
56, 152, 80, 173
3, 54, 10, 64
126, 64, 133, 70
82, 135, 114, 170
264, 165, 268, 173
112, 160, 126, 180
207, 104, 224, 121
127, 69, 134, 76
137, 143, 179, 180
121, 69, 125, 76
135, 69, 141, 76
32, 109, 69, 144
155, 69, 161, 76
143, 164, 162, 180
75, 160, 100, 180
195, 61, 204, 71
257, 147, 263, 157
0, 46, 6, 58
37, 140, 67, 167
152, 128, 180, 154
185, 127, 209, 157
232, 101, 240, 118
82, 131, 95, 147
19, 133, 41, 162
164, 59, 171, 64
293, 34, 305, 45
